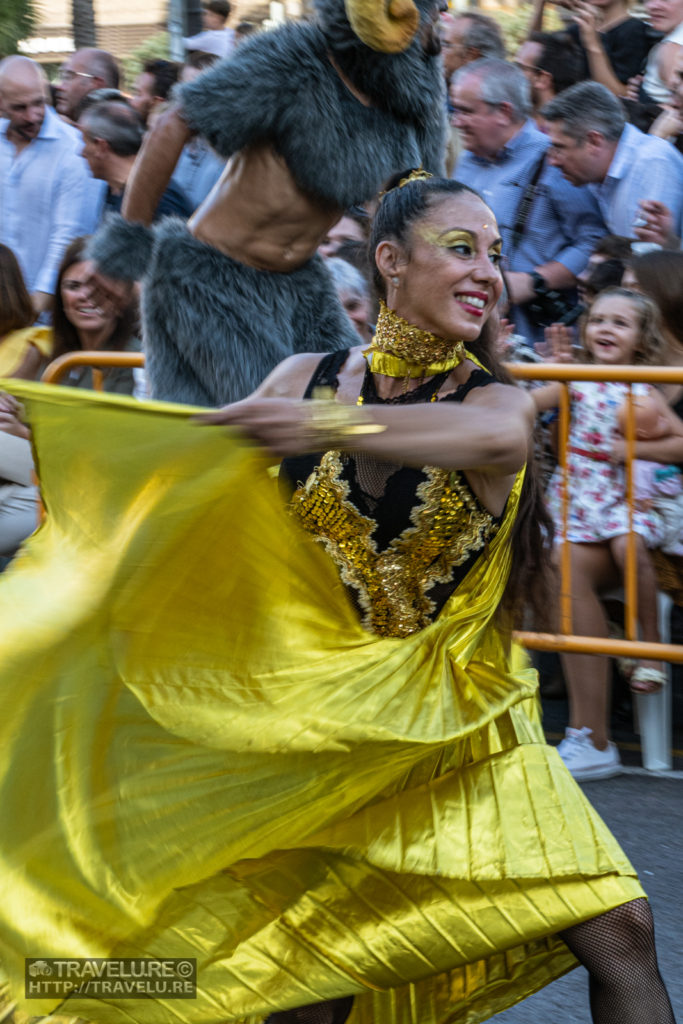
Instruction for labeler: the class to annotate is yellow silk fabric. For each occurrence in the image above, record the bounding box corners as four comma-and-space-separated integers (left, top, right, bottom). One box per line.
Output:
0, 383, 642, 1024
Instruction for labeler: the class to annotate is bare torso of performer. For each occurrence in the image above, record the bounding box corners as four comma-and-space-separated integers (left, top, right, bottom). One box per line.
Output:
123, 103, 347, 272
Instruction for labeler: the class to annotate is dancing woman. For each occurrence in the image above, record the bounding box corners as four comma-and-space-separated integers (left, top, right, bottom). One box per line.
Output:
0, 174, 675, 1024
202, 173, 675, 1024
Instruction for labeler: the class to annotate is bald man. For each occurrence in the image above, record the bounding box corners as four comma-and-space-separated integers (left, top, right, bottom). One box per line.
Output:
0, 56, 104, 315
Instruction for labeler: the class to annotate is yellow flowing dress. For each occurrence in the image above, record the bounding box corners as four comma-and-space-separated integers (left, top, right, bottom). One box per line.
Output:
0, 382, 643, 1024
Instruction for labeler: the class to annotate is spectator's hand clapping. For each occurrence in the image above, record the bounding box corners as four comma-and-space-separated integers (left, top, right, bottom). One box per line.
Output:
495, 317, 516, 359
545, 323, 574, 363
634, 200, 680, 248
625, 74, 643, 102
649, 105, 683, 140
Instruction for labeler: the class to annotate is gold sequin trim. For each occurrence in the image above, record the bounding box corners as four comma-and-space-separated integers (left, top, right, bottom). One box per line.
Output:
289, 451, 498, 638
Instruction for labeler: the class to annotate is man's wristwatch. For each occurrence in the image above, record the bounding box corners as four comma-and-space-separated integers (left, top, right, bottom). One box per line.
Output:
530, 270, 549, 297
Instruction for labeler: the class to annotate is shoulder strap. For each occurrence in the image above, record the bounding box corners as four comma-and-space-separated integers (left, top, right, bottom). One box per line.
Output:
509, 151, 547, 254
442, 368, 496, 404
302, 349, 351, 398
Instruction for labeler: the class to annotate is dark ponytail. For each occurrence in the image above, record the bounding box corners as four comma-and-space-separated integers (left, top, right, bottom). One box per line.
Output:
369, 172, 556, 629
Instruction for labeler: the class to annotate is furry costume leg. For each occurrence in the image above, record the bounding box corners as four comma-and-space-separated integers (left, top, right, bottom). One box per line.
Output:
90, 217, 358, 407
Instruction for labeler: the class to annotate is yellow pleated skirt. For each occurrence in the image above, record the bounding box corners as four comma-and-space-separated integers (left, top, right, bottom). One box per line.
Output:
0, 384, 643, 1024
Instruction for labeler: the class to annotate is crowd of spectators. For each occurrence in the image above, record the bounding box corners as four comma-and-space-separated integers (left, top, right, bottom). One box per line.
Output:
1, 0, 683, 780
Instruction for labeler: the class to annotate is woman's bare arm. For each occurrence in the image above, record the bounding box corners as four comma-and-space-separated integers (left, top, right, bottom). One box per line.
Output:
248, 353, 326, 400
613, 398, 683, 462
532, 381, 564, 412
10, 345, 46, 381
199, 382, 534, 476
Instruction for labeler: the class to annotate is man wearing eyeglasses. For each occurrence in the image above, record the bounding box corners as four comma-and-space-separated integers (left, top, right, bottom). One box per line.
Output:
515, 31, 583, 122
452, 56, 605, 343
55, 49, 120, 125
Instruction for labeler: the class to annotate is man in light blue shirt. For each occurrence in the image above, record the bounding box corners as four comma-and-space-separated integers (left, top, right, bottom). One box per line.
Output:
452, 58, 606, 343
542, 81, 683, 238
0, 56, 104, 316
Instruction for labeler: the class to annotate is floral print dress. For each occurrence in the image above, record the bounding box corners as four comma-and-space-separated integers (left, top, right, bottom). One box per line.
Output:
547, 380, 665, 546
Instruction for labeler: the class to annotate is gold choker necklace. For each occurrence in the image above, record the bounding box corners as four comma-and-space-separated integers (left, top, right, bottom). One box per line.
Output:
365, 301, 465, 379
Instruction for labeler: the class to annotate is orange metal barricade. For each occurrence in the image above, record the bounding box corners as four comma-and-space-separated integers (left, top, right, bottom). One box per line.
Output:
38, 353, 683, 666
506, 362, 683, 665
41, 350, 145, 390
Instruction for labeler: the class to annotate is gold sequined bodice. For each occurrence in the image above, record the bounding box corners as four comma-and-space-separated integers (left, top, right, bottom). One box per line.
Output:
289, 450, 499, 638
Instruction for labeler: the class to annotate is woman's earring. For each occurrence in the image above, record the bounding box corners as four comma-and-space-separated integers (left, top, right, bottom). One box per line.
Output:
391, 276, 399, 287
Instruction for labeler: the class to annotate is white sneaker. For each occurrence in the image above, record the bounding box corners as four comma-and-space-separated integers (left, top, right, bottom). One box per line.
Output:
556, 727, 622, 781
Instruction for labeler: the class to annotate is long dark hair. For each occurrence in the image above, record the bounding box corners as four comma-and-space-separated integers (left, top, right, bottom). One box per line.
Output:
369, 173, 555, 629
630, 250, 683, 351
0, 244, 34, 338
51, 237, 138, 359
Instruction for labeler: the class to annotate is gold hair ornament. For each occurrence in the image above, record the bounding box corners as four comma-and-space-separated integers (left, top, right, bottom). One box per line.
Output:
379, 167, 433, 199
398, 168, 433, 188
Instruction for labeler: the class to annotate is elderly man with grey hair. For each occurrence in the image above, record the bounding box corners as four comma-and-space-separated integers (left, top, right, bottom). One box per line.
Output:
442, 14, 506, 175
442, 12, 505, 83
78, 99, 192, 223
542, 81, 683, 240
55, 48, 120, 125
452, 58, 606, 344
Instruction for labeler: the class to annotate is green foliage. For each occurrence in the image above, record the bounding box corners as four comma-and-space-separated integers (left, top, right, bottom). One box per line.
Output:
1, 0, 38, 58
121, 32, 171, 90
494, 3, 564, 54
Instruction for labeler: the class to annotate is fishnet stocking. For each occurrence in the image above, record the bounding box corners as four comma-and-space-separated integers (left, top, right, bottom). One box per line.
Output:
560, 898, 675, 1023
352, 453, 402, 511
264, 995, 354, 1024
265, 901, 674, 1024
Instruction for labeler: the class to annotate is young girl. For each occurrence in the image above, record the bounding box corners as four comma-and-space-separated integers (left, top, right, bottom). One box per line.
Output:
533, 287, 683, 780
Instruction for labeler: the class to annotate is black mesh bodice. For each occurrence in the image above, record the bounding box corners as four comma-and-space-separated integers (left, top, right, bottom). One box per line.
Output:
280, 350, 502, 637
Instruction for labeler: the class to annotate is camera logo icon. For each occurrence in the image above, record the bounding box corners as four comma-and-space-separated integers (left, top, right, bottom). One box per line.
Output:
28, 961, 53, 977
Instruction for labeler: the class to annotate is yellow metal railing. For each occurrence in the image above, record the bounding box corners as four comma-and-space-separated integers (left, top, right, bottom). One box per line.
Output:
41, 351, 145, 391
39, 353, 683, 664
507, 362, 683, 664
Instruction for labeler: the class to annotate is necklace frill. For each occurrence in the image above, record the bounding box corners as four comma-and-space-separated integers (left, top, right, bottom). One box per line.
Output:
358, 301, 472, 406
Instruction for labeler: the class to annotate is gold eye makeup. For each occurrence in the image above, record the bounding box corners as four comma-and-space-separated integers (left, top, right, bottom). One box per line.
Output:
417, 227, 475, 248
488, 240, 503, 262
418, 226, 503, 258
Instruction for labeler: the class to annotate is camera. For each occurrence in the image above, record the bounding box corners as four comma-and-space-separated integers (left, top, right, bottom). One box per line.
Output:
527, 272, 581, 327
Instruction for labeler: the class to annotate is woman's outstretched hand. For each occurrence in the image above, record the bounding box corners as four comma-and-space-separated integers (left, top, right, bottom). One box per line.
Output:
0, 393, 31, 440
196, 397, 314, 457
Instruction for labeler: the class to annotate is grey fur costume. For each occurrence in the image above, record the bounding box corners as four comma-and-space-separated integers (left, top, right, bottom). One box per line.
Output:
90, 0, 446, 407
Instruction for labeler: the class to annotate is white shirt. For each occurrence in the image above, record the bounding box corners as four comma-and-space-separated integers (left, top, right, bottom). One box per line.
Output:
588, 122, 683, 237
0, 105, 105, 295
182, 28, 234, 58
642, 20, 683, 104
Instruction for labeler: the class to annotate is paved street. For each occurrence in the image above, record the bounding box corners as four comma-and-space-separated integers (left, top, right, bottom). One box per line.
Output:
492, 771, 683, 1023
